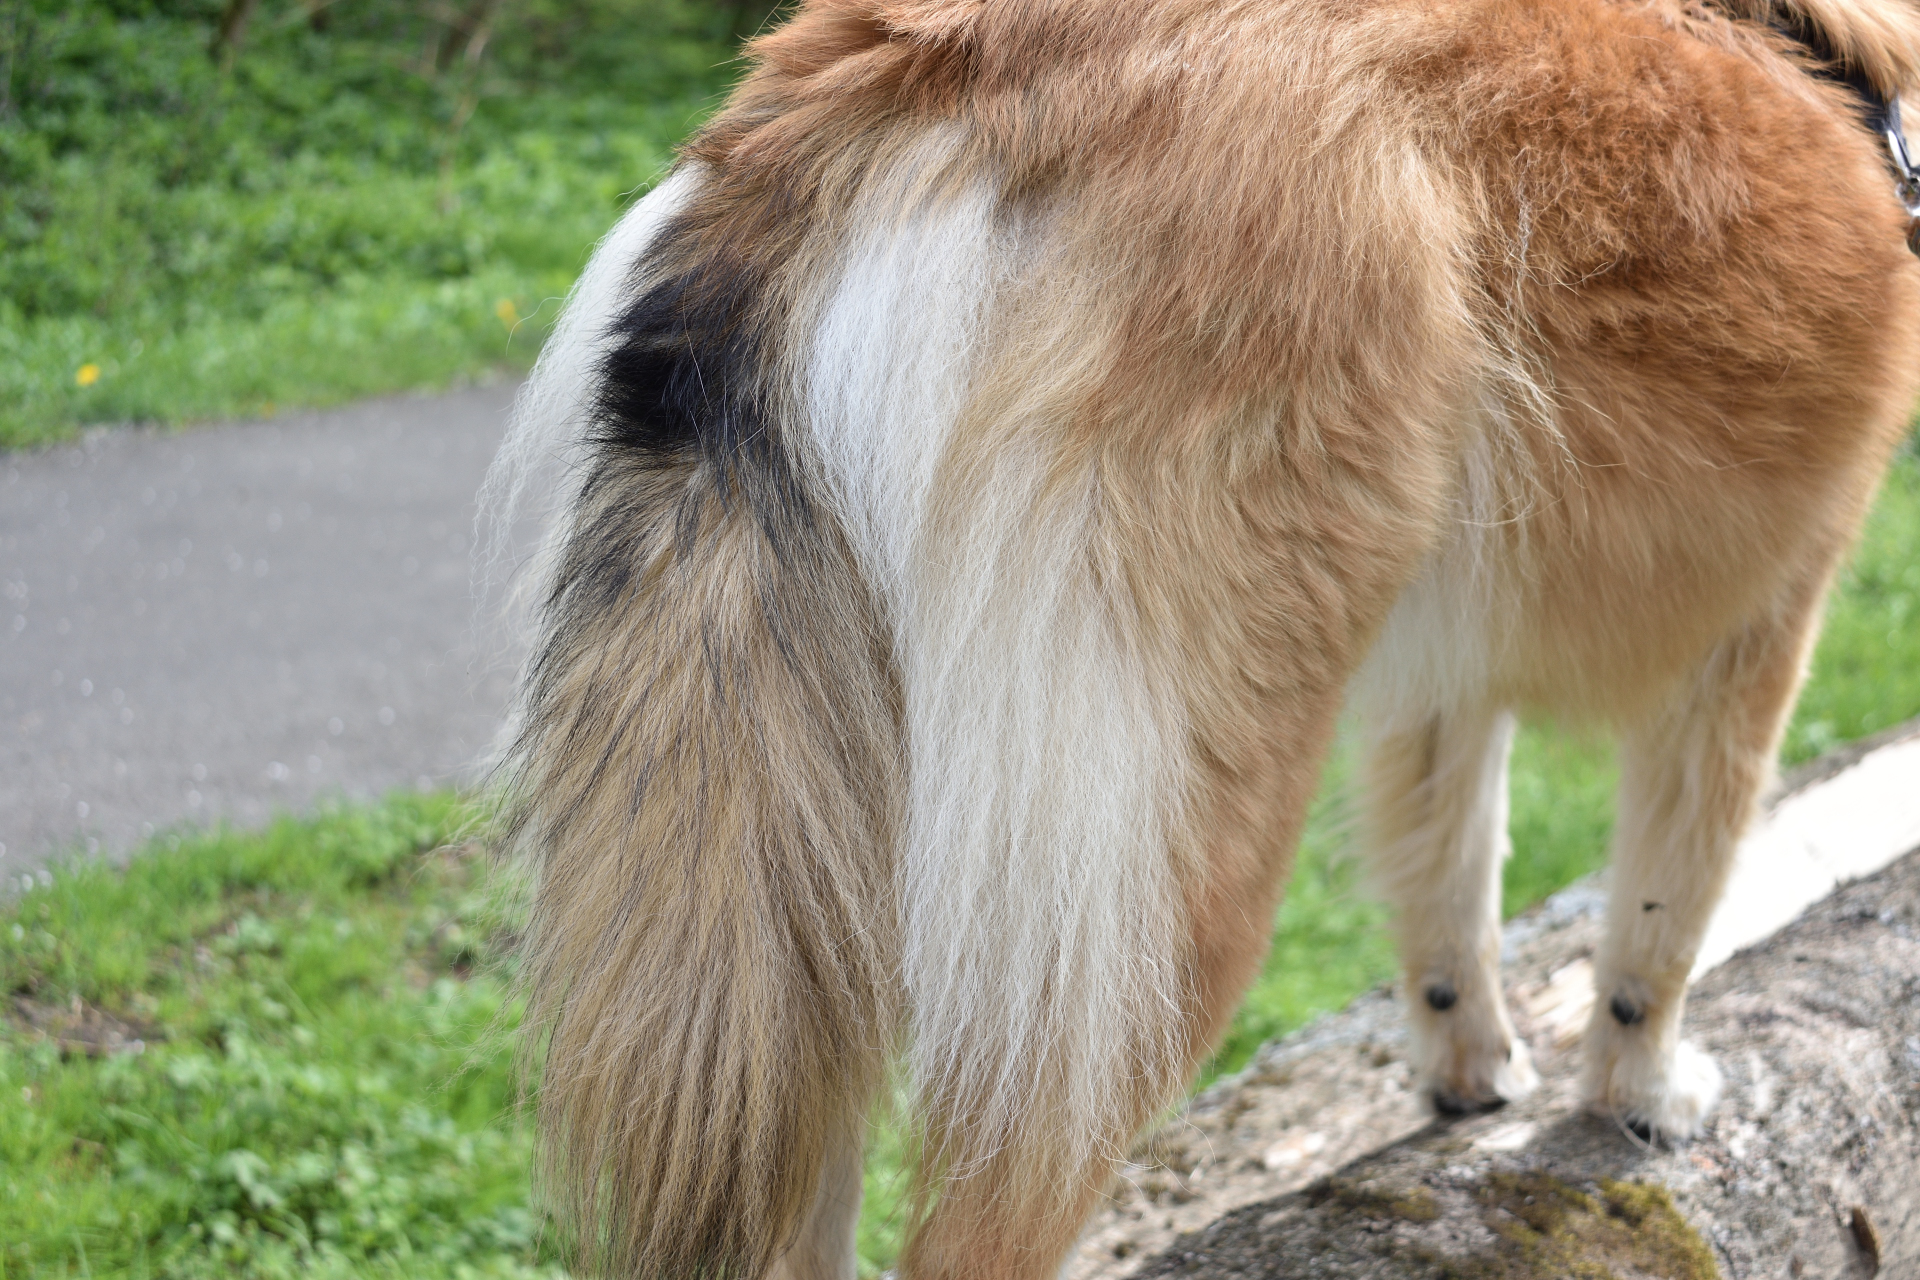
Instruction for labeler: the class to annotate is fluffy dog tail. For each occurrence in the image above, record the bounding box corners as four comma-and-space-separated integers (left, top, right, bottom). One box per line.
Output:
492, 170, 901, 1278
495, 125, 1200, 1271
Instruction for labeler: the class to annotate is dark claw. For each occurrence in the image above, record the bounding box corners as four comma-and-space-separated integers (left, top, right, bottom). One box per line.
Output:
1425, 982, 1458, 1012
1625, 1116, 1654, 1142
1610, 994, 1645, 1026
1430, 1087, 1507, 1117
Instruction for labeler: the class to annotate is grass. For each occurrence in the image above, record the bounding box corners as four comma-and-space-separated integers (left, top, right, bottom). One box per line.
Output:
7, 448, 1915, 1278
0, 795, 552, 1278
1, 133, 685, 441
1782, 443, 1920, 761
0, 0, 740, 448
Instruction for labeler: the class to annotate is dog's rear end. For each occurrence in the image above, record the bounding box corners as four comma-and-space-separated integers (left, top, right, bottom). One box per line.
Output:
490, 0, 1920, 1275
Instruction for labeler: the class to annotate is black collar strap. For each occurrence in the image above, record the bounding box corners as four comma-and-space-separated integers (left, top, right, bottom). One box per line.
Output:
1775, 18, 1920, 252
1876, 97, 1920, 236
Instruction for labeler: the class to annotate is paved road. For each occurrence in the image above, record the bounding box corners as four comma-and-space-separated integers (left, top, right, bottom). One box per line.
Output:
0, 383, 524, 883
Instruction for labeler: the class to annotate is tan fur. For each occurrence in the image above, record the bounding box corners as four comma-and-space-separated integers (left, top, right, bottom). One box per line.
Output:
1360, 710, 1539, 1111
497, 0, 1920, 1272
1721, 0, 1920, 92
503, 448, 902, 1277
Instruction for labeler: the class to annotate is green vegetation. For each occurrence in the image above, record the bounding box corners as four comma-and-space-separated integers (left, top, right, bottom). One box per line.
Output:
1784, 444, 1920, 761
0, 0, 754, 448
1307, 1174, 1442, 1224
0, 794, 552, 1277
8, 460, 1914, 1275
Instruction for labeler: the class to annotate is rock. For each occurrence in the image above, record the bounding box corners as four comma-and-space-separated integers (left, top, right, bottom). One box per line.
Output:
1114, 848, 1920, 1280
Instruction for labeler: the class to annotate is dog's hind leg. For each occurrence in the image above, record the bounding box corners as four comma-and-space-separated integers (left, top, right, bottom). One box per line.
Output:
767, 1116, 865, 1280
1359, 707, 1538, 1114
1581, 564, 1834, 1139
900, 731, 1356, 1280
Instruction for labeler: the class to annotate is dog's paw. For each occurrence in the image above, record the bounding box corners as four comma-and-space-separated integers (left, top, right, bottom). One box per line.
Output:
1584, 1038, 1721, 1140
1417, 1012, 1539, 1115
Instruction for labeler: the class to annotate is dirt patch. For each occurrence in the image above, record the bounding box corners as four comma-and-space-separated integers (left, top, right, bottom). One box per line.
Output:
12, 995, 161, 1057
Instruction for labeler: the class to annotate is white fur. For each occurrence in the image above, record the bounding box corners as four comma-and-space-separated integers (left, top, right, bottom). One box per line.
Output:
1348, 397, 1555, 1111
802, 151, 1189, 1173
801, 141, 999, 607
1348, 389, 1527, 729
475, 165, 699, 659
1587, 1034, 1724, 1139
1360, 707, 1538, 1106
1354, 543, 1494, 728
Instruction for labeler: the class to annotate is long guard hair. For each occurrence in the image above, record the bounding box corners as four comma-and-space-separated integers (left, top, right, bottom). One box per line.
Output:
494, 158, 905, 1275
485, 0, 1920, 1274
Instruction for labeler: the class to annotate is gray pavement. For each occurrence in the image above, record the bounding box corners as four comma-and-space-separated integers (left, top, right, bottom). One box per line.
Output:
1, 382, 524, 882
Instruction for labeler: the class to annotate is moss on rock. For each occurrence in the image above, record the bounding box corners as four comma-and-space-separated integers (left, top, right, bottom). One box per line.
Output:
1435, 1172, 1718, 1280
1306, 1175, 1442, 1223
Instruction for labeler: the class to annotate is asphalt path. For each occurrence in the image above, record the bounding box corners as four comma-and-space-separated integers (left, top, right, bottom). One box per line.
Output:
0, 383, 524, 883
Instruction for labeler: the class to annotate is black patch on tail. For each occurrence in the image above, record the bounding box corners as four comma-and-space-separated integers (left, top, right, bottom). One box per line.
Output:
572, 193, 816, 644
594, 251, 769, 465
589, 207, 808, 540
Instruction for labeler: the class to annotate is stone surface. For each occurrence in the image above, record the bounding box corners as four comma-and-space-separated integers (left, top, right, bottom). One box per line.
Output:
1067, 728, 1920, 1280
1123, 848, 1920, 1278
1063, 877, 1612, 1278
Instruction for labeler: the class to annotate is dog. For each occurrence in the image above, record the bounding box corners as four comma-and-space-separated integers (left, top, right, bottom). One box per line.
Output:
483, 0, 1920, 1274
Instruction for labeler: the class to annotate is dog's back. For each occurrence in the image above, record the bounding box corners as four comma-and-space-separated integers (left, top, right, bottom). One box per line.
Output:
490, 2, 1920, 1275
